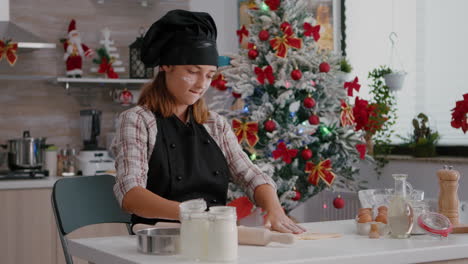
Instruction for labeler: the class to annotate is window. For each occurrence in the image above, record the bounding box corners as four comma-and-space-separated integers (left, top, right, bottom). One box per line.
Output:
346, 0, 467, 146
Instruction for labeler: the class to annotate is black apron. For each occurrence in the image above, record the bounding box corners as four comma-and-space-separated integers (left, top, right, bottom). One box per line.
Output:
131, 112, 231, 225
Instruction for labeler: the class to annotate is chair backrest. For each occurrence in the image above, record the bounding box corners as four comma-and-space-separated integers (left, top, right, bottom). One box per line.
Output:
51, 175, 132, 264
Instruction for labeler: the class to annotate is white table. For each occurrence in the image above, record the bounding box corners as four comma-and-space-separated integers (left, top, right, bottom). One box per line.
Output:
68, 220, 468, 264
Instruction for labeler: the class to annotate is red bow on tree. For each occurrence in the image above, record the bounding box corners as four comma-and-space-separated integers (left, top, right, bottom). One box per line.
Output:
98, 57, 119, 79
0, 40, 18, 66
232, 119, 259, 147
272, 142, 298, 164
451, 93, 468, 133
227, 196, 254, 221
265, 0, 280, 11
305, 159, 336, 186
344, 77, 361, 96
269, 22, 302, 58
211, 74, 227, 91
303, 22, 321, 42
236, 25, 249, 44
254, 65, 275, 85
340, 99, 355, 127
355, 144, 367, 160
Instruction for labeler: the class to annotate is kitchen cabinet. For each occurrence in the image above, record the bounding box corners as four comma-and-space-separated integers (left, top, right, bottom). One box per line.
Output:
0, 186, 128, 264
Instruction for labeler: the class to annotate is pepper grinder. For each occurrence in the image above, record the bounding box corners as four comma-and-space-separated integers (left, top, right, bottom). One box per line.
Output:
437, 165, 460, 225
437, 166, 468, 234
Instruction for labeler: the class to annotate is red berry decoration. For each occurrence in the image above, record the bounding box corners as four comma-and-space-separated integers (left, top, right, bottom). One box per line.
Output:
301, 148, 313, 160
333, 195, 345, 209
232, 92, 242, 98
292, 190, 301, 201
308, 115, 320, 125
259, 30, 270, 41
303, 97, 316, 108
248, 49, 259, 60
291, 69, 302, 80
264, 119, 276, 132
319, 62, 330, 73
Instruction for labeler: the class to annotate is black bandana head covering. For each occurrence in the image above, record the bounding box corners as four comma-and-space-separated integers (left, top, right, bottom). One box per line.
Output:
141, 9, 218, 67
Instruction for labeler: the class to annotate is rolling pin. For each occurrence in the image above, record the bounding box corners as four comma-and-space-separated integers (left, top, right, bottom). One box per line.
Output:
238, 226, 295, 246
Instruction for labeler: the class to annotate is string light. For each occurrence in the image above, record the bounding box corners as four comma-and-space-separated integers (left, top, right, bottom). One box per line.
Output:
243, 106, 250, 113
250, 153, 257, 161
260, 1, 270, 11
320, 126, 331, 136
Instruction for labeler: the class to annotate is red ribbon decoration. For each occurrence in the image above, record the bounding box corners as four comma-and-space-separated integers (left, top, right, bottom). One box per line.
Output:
305, 159, 336, 186
340, 99, 355, 127
344, 77, 361, 96
98, 57, 119, 79
236, 25, 249, 44
232, 119, 259, 147
272, 142, 298, 164
303, 23, 321, 42
254, 65, 275, 85
269, 22, 302, 58
227, 196, 254, 221
0, 40, 18, 66
211, 74, 227, 91
355, 144, 367, 160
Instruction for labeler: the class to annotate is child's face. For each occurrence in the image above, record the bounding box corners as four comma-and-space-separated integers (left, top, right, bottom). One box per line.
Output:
162, 65, 217, 106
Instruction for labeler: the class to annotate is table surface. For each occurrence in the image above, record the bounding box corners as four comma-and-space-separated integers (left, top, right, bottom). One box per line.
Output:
68, 220, 468, 264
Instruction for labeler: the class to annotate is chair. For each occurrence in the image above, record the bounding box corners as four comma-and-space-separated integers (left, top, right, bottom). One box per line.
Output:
51, 175, 132, 264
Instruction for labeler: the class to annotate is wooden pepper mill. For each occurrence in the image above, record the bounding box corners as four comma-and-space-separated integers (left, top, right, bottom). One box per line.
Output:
438, 165, 460, 225
438, 165, 468, 233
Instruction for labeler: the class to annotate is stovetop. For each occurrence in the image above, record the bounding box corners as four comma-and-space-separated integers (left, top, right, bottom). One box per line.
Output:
0, 169, 49, 180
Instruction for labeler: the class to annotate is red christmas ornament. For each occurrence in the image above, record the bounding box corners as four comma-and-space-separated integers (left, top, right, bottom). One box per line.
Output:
292, 190, 301, 201
291, 69, 302, 80
301, 148, 313, 160
232, 92, 242, 98
118, 88, 133, 106
333, 195, 345, 209
265, 0, 280, 11
308, 115, 320, 125
264, 119, 276, 132
248, 49, 259, 60
259, 30, 270, 41
319, 62, 330, 73
303, 97, 316, 108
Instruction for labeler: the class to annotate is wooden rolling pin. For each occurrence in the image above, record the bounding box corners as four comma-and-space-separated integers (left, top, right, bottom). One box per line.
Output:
238, 226, 295, 246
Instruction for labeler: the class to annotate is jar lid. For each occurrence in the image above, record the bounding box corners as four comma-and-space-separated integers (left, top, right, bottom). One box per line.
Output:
179, 199, 207, 213
417, 212, 453, 237
208, 206, 237, 220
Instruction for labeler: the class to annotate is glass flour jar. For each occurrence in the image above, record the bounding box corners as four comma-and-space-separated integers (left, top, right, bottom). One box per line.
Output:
410, 200, 429, 235
179, 199, 208, 260
206, 206, 238, 262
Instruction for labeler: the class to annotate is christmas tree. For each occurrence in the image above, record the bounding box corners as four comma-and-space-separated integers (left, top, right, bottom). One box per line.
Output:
91, 28, 125, 76
210, 0, 369, 212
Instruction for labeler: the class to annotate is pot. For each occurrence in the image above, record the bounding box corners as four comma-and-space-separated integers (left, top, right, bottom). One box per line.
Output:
136, 227, 180, 255
7, 130, 47, 170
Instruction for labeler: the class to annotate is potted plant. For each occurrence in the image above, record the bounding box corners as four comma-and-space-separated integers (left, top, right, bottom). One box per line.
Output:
408, 113, 440, 157
336, 58, 353, 82
383, 69, 407, 92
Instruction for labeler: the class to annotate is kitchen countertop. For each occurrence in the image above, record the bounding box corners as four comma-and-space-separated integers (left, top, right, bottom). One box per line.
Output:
0, 175, 70, 190
68, 220, 468, 264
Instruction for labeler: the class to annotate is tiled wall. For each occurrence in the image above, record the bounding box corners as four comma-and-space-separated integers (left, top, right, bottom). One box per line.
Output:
0, 0, 188, 151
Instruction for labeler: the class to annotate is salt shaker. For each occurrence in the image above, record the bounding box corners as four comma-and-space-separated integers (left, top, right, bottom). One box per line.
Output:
179, 199, 208, 261
206, 206, 238, 262
438, 165, 460, 225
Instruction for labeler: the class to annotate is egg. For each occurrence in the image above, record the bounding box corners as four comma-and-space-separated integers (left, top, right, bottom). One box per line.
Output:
375, 214, 388, 224
358, 213, 372, 223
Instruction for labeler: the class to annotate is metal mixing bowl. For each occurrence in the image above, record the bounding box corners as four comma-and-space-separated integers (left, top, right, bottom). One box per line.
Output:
136, 227, 180, 255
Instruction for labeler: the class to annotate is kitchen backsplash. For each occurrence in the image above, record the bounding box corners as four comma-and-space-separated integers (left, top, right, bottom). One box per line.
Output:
0, 0, 189, 150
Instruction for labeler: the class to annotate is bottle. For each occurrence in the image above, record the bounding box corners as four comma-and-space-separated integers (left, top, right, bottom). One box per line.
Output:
206, 206, 238, 262
61, 145, 77, 176
179, 199, 208, 261
388, 174, 414, 238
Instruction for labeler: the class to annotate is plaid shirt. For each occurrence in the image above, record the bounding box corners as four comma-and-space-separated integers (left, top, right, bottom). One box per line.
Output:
112, 106, 276, 207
